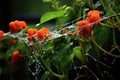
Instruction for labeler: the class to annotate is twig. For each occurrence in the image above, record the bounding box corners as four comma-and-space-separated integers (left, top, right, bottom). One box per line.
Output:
90, 31, 120, 58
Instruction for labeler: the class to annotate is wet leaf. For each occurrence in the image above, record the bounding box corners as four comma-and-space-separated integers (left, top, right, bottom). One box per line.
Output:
40, 10, 67, 24
73, 46, 82, 60
40, 71, 50, 80
93, 25, 110, 45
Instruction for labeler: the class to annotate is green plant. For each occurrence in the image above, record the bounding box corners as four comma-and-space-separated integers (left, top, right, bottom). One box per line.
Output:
0, 0, 120, 80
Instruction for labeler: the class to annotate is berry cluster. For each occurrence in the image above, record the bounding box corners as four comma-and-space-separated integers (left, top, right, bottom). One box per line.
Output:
9, 20, 28, 33
27, 27, 51, 41
0, 10, 100, 70
0, 20, 28, 39
76, 10, 101, 38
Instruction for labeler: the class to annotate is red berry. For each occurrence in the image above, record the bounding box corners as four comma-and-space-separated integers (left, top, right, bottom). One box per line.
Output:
86, 10, 100, 26
27, 36, 33, 41
76, 20, 92, 38
9, 21, 17, 33
27, 28, 38, 41
27, 28, 38, 36
9, 39, 16, 45
11, 50, 21, 70
37, 27, 51, 40
0, 30, 5, 39
9, 20, 28, 33
37, 30, 46, 40
19, 21, 27, 29
15, 20, 22, 31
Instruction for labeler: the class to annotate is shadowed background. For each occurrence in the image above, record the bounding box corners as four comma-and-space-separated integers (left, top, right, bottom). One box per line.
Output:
0, 0, 72, 32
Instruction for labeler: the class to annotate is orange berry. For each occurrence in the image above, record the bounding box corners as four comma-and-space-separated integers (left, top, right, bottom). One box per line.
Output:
11, 50, 21, 63
0, 30, 5, 39
37, 29, 46, 40
27, 28, 38, 36
19, 21, 27, 29
76, 20, 92, 38
27, 28, 38, 41
41, 27, 51, 37
86, 10, 100, 25
9, 21, 17, 33
14, 20, 23, 31
11, 50, 21, 70
37, 27, 51, 40
9, 20, 28, 33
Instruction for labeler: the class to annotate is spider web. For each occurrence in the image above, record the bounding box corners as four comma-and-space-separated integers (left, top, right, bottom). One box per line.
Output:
25, 20, 113, 80
5, 14, 120, 80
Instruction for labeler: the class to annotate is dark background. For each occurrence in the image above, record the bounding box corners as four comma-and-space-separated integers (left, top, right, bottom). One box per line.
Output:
0, 0, 51, 32
0, 0, 72, 32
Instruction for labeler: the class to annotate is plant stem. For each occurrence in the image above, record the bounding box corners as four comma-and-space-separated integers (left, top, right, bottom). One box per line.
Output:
81, 38, 88, 80
81, 39, 88, 65
112, 29, 120, 52
90, 31, 120, 58
39, 55, 64, 78
29, 45, 64, 79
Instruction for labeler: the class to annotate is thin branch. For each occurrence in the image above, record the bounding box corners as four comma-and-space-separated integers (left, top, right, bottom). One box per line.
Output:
90, 31, 120, 58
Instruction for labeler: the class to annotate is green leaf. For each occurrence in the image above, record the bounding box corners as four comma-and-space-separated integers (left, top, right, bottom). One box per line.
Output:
56, 8, 75, 27
40, 71, 50, 80
69, 53, 74, 61
43, 0, 52, 2
93, 25, 110, 45
40, 10, 67, 24
88, 43, 100, 56
73, 46, 82, 60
